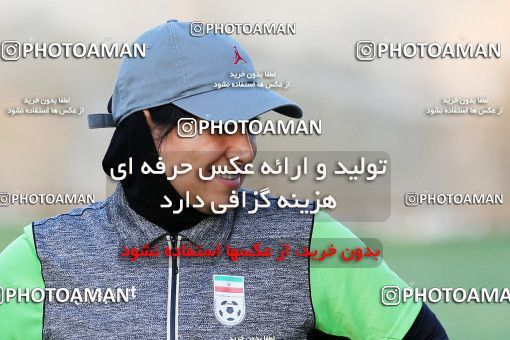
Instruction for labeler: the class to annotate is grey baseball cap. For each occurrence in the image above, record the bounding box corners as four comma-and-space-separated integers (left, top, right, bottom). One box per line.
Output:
88, 19, 303, 129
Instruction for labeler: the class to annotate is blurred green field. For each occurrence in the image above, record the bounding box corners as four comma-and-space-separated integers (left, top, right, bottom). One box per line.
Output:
1, 226, 509, 339
384, 236, 510, 339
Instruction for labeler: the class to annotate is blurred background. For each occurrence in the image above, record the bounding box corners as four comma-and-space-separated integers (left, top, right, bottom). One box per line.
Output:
0, 0, 509, 338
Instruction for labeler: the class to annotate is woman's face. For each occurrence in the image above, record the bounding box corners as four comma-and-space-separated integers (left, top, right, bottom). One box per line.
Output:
144, 110, 257, 214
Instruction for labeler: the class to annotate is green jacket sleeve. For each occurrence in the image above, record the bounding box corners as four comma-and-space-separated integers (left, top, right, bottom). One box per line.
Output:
0, 224, 44, 339
310, 210, 421, 340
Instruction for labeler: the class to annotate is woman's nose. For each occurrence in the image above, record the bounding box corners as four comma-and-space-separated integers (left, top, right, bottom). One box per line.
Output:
224, 132, 256, 167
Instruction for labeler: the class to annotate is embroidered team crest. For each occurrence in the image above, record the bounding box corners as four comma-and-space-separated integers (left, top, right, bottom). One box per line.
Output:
213, 275, 246, 326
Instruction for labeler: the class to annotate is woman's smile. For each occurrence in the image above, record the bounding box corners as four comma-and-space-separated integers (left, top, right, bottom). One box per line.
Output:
213, 172, 241, 189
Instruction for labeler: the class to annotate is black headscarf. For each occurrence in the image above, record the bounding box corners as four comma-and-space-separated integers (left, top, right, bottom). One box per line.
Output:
102, 109, 210, 236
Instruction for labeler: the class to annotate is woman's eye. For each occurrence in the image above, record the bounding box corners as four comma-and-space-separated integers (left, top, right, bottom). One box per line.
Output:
224, 121, 237, 131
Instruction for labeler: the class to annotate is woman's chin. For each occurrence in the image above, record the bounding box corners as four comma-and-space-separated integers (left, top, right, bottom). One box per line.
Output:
203, 194, 234, 211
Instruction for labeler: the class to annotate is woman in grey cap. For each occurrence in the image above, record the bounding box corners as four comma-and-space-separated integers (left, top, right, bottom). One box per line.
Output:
0, 20, 447, 339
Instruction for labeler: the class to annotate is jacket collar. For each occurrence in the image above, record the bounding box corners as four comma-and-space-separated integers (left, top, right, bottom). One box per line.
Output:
108, 183, 236, 250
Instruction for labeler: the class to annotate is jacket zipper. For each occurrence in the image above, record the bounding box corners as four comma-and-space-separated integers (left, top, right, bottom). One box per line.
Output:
166, 234, 181, 340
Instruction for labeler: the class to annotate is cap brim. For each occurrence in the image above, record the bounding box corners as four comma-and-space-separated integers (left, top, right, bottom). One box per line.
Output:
171, 87, 303, 121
